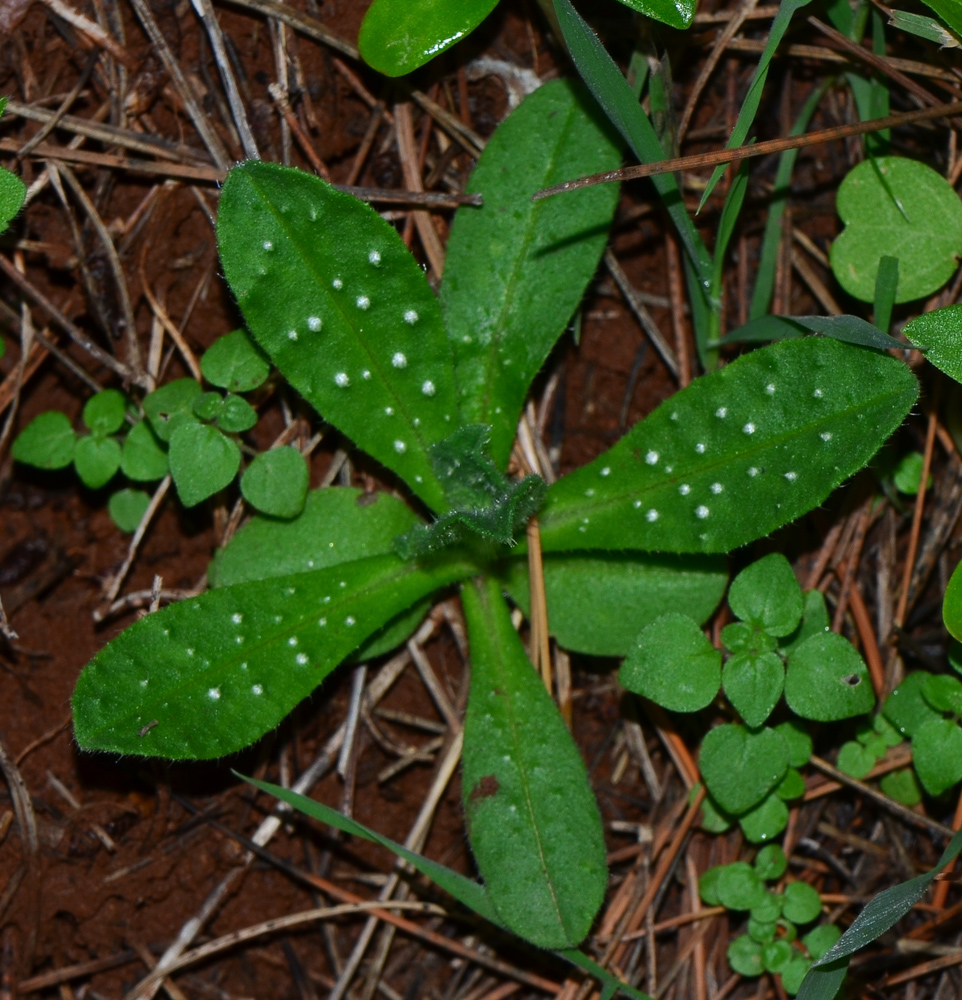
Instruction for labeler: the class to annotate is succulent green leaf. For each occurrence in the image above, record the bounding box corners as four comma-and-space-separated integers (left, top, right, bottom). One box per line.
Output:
73, 551, 474, 759
782, 956, 815, 995
74, 435, 122, 489
538, 338, 917, 554
836, 741, 875, 779
753, 892, 783, 922
830, 157, 962, 304
784, 632, 874, 721
763, 940, 795, 974
210, 486, 429, 661
922, 673, 962, 715
729, 553, 803, 637
782, 882, 823, 925
873, 712, 903, 748
749, 917, 777, 944
441, 79, 620, 469
358, 0, 498, 76
776, 767, 806, 800
912, 718, 962, 795
755, 844, 788, 881
619, 613, 721, 713
699, 724, 789, 815
879, 768, 922, 806
715, 862, 768, 910
218, 162, 458, 513
193, 391, 225, 422
12, 411, 77, 469
201, 328, 270, 392
883, 672, 942, 737
612, 0, 695, 28
143, 378, 202, 442
779, 590, 830, 657
461, 575, 607, 950
728, 934, 764, 977
217, 394, 258, 433
121, 421, 169, 481
803, 925, 842, 962
777, 720, 813, 767
504, 552, 727, 657
700, 791, 733, 833
698, 864, 725, 905
240, 447, 309, 519
905, 304, 962, 385
109, 488, 151, 532
168, 422, 240, 507
83, 389, 127, 436
723, 650, 784, 728
740, 792, 789, 844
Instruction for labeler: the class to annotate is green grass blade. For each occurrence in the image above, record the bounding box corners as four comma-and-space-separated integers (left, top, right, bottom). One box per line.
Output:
73, 553, 474, 759
699, 0, 815, 209
217, 162, 459, 513
538, 337, 917, 553
873, 256, 899, 334
612, 0, 695, 28
461, 575, 607, 949
712, 159, 750, 301
441, 79, 621, 470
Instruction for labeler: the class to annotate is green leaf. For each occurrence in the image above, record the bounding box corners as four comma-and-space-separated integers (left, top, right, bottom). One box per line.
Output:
168, 422, 240, 507
211, 486, 428, 661
441, 79, 620, 470
728, 934, 764, 976
539, 338, 917, 554
143, 379, 202, 442
873, 712, 903, 747
784, 632, 874, 721
873, 256, 898, 335
700, 791, 734, 833
836, 741, 875, 779
699, 724, 789, 815
505, 552, 726, 657
905, 304, 962, 385
12, 411, 77, 469
749, 917, 778, 944
948, 560, 962, 641
201, 328, 270, 392
193, 391, 224, 422
74, 435, 122, 490
922, 673, 962, 714
883, 672, 943, 737
764, 940, 795, 974
619, 613, 722, 713
781, 956, 815, 995
83, 389, 127, 435
218, 162, 458, 513
803, 925, 842, 961
109, 488, 151, 533
613, 0, 695, 27
916, 0, 962, 38
74, 551, 474, 759
216, 394, 258, 434
879, 768, 922, 806
720, 316, 904, 351
797, 829, 962, 999
780, 590, 830, 657
712, 161, 750, 301
776, 767, 806, 800
830, 157, 962, 304
755, 844, 788, 881
723, 650, 784, 728
783, 881, 823, 924
715, 862, 767, 909
699, 864, 725, 905
912, 718, 962, 795
740, 792, 789, 844
752, 892, 783, 922
888, 8, 960, 44
240, 447, 309, 519
121, 421, 169, 482
358, 0, 498, 76
892, 451, 929, 495
729, 553, 803, 637
722, 621, 776, 654
461, 576, 607, 950
776, 720, 813, 767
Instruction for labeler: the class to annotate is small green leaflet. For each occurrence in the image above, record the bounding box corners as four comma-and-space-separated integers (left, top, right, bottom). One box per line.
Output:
461, 576, 607, 950
0, 97, 26, 234
73, 552, 475, 759
441, 79, 621, 471
905, 304, 962, 384
538, 338, 917, 554
218, 162, 460, 513
796, 828, 962, 999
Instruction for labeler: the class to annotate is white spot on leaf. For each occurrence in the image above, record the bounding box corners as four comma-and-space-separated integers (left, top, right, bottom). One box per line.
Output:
369, 250, 381, 265
645, 451, 659, 465
288, 330, 298, 341
696, 443, 706, 454
357, 296, 370, 310
743, 422, 756, 434
696, 505, 710, 519
232, 613, 243, 624
422, 380, 435, 396
208, 687, 221, 700
392, 352, 407, 368
404, 310, 419, 325
262, 241, 273, 251
296, 653, 308, 665
394, 440, 406, 453
308, 316, 322, 331
335, 373, 350, 387
646, 509, 659, 522
715, 407, 727, 418
332, 278, 343, 290
252, 684, 263, 695
679, 484, 691, 495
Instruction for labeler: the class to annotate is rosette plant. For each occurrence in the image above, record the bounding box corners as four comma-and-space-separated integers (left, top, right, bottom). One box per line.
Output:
73, 81, 917, 954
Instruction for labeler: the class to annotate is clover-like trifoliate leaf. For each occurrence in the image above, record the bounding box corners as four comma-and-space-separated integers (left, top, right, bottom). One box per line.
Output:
912, 718, 962, 796
216, 394, 258, 433
538, 338, 917, 554
922, 673, 962, 715
82, 389, 127, 436
168, 422, 240, 507
729, 553, 803, 637
12, 411, 76, 469
879, 768, 922, 806
784, 632, 874, 721
755, 845, 788, 881
201, 328, 270, 392
73, 551, 475, 759
358, 0, 498, 76
723, 650, 784, 729
502, 551, 727, 657
240, 447, 309, 519
462, 576, 607, 950
699, 724, 789, 815
74, 435, 121, 490
728, 935, 764, 977
883, 671, 943, 738
836, 741, 875, 779
441, 79, 621, 470
831, 157, 962, 304
740, 792, 789, 844
121, 421, 168, 481
218, 162, 459, 513
143, 378, 202, 442
620, 613, 721, 712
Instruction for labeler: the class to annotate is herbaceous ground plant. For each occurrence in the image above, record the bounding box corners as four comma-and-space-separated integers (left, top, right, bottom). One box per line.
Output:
7, 0, 962, 997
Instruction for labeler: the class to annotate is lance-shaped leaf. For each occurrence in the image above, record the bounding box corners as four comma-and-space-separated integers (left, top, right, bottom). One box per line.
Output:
538, 338, 917, 554
441, 79, 620, 470
73, 552, 475, 759
210, 486, 430, 660
218, 162, 460, 513
461, 576, 607, 950
613, 0, 695, 28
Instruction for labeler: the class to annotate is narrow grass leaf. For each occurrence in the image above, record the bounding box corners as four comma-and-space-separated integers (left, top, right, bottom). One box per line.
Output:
73, 552, 474, 759
538, 338, 917, 554
218, 162, 459, 513
613, 0, 695, 27
462, 576, 607, 949
712, 160, 750, 299
441, 80, 621, 469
